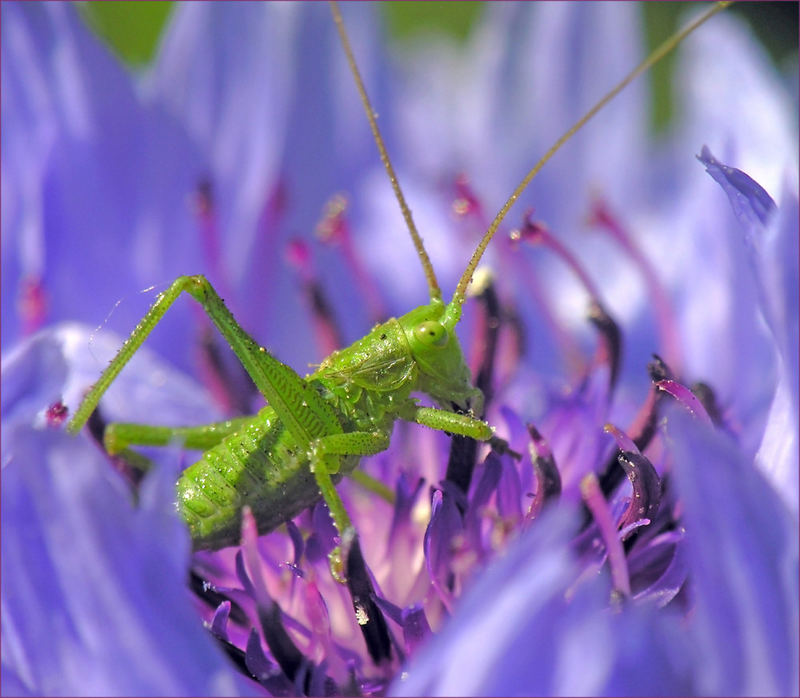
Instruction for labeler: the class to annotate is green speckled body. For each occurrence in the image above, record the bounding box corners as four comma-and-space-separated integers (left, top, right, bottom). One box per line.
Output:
69, 273, 489, 552
178, 404, 360, 550
177, 315, 420, 550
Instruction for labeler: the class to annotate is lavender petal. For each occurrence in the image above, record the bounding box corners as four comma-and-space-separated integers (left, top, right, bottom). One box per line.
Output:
666, 408, 798, 695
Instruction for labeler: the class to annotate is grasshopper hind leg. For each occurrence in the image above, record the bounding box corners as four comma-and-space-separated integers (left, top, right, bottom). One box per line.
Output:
102, 417, 252, 455
305, 429, 393, 663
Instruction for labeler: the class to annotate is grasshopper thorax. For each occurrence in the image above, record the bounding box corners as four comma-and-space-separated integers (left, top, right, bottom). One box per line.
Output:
398, 299, 483, 415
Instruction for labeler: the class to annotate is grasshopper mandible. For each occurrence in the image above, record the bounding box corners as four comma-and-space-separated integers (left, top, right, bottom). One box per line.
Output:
67, 1, 729, 569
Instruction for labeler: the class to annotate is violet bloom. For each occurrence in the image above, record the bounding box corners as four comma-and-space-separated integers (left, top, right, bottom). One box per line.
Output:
2, 3, 797, 697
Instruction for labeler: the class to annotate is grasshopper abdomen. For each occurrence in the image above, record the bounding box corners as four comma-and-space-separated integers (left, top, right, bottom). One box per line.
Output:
177, 404, 359, 550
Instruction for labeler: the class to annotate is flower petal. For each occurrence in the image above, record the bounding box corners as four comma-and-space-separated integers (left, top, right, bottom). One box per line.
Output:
1, 325, 244, 695
393, 506, 697, 696
665, 408, 799, 695
1, 3, 208, 374
1, 426, 249, 696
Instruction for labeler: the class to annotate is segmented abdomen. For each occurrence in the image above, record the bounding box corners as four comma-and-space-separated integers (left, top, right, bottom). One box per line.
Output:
177, 406, 352, 550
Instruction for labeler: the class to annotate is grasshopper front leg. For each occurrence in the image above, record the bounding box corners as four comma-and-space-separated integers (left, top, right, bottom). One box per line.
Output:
399, 404, 494, 440
307, 430, 391, 535
399, 404, 521, 460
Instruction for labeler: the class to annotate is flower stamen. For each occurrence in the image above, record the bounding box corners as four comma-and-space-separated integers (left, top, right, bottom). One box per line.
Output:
581, 473, 631, 599
286, 238, 343, 356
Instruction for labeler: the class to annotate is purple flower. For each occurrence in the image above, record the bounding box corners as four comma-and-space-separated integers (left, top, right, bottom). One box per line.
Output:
2, 3, 797, 696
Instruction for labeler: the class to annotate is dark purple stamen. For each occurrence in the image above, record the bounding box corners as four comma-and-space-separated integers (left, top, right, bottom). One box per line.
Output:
234, 550, 256, 598
464, 451, 503, 554
635, 472, 680, 544
316, 194, 387, 324
647, 353, 675, 383
690, 381, 726, 428
424, 488, 463, 611
257, 602, 312, 692
189, 570, 249, 626
240, 508, 315, 688
401, 604, 432, 655
469, 278, 502, 407
198, 327, 255, 415
372, 596, 411, 664
45, 400, 68, 427
446, 278, 504, 501
285, 238, 344, 357
598, 355, 674, 498
244, 628, 295, 696
286, 520, 305, 568
587, 300, 622, 393
387, 474, 425, 548
343, 531, 393, 664
86, 407, 147, 488
656, 379, 714, 425
616, 450, 661, 533
210, 631, 262, 686
628, 531, 689, 609
589, 197, 684, 374
444, 427, 478, 508
191, 178, 228, 297
526, 424, 561, 521
581, 473, 631, 598
210, 601, 231, 640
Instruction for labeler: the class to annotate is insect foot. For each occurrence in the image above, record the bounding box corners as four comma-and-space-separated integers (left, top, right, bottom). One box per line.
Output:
489, 435, 522, 461
327, 543, 346, 585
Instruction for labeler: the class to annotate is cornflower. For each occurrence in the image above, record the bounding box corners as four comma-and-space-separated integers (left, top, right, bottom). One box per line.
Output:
2, 3, 797, 696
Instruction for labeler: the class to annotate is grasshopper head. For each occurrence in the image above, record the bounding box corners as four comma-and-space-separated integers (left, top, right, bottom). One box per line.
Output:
399, 299, 483, 415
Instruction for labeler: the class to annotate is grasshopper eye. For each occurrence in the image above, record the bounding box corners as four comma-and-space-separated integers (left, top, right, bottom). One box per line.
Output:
415, 321, 448, 348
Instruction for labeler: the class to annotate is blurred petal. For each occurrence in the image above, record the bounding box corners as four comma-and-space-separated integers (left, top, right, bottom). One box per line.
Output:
697, 145, 776, 229
392, 508, 580, 696
666, 409, 799, 695
1, 323, 221, 435
1, 3, 208, 374
675, 10, 798, 196
1, 326, 244, 695
2, 3, 797, 696
393, 507, 697, 696
698, 148, 799, 507
1, 429, 244, 696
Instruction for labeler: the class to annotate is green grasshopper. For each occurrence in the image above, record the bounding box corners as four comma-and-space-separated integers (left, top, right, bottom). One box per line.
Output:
67, 3, 729, 561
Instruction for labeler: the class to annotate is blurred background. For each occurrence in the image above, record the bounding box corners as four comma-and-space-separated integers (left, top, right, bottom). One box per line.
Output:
79, 1, 798, 135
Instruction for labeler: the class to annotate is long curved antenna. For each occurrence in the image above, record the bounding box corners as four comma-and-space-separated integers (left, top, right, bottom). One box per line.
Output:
330, 1, 442, 302
453, 1, 731, 305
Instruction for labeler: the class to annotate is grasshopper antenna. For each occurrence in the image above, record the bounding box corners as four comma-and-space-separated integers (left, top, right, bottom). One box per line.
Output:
452, 1, 732, 307
330, 0, 442, 303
